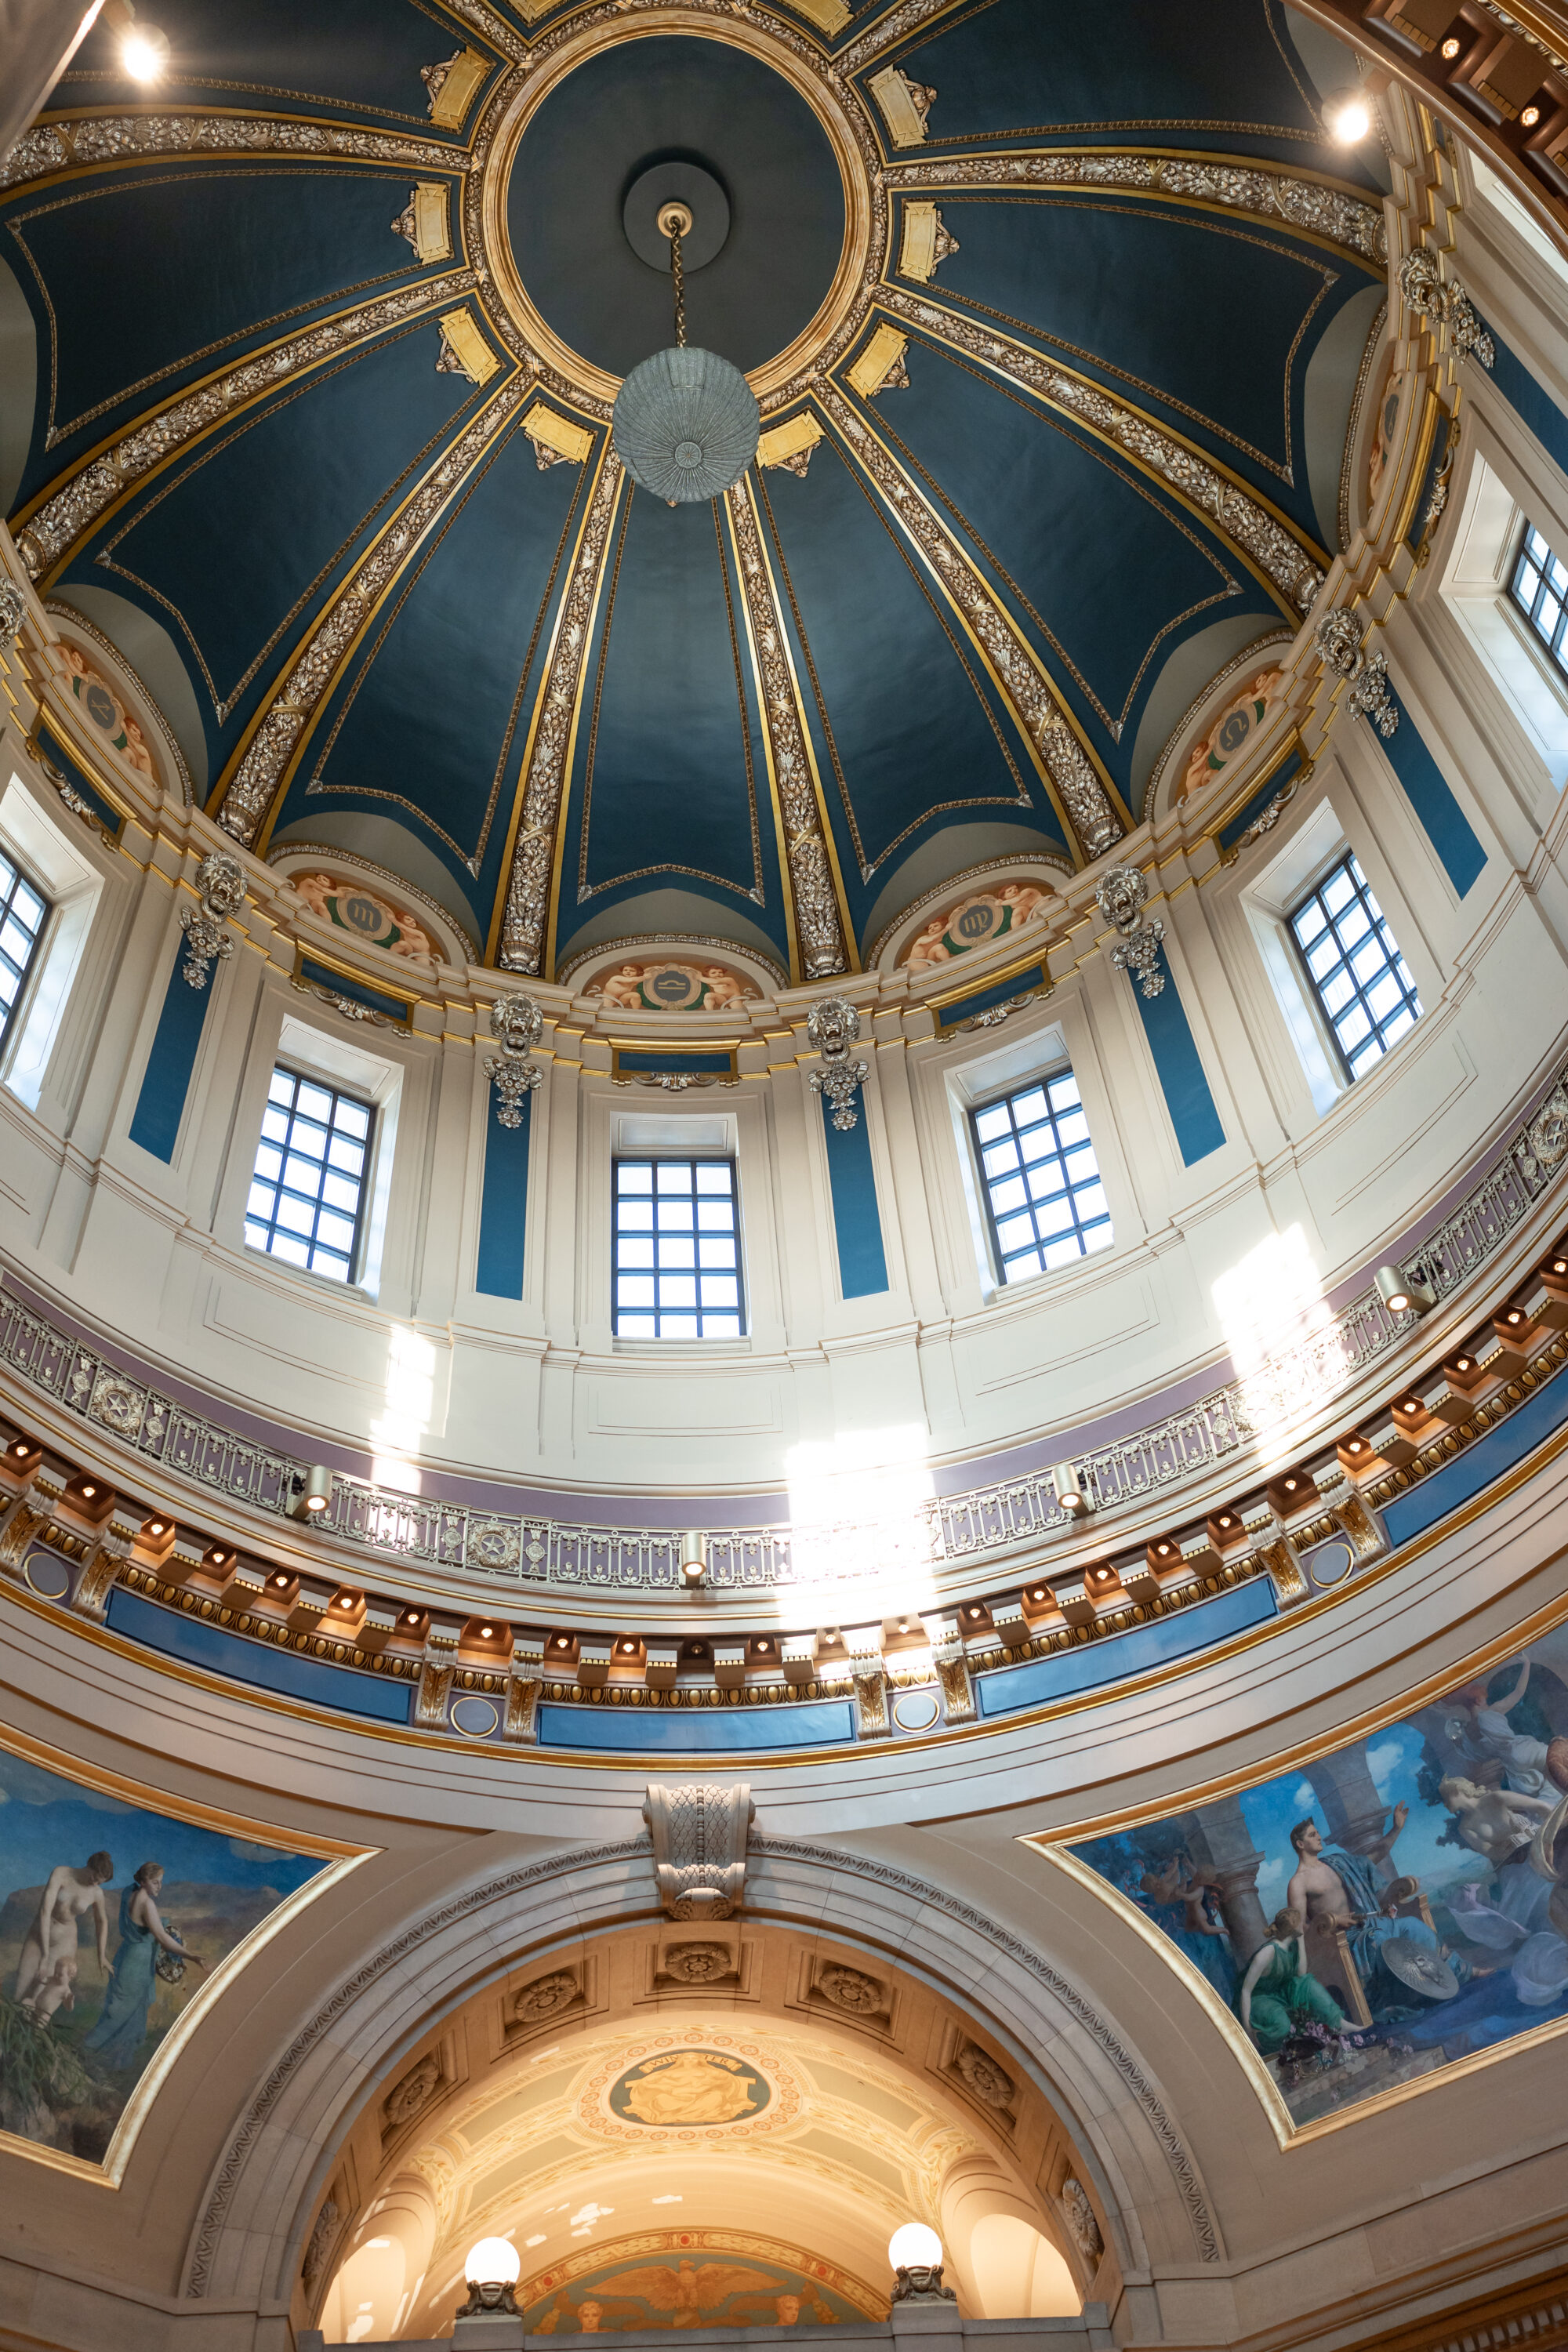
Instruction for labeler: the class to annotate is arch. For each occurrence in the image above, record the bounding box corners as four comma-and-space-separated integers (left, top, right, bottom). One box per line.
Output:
181, 1836, 1220, 2317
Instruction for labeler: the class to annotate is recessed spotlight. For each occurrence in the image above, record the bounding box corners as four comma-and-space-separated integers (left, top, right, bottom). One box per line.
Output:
1029, 1587, 1046, 1602
1441, 34, 1461, 57
1328, 96, 1372, 143
480, 1624, 493, 1638
555, 1635, 570, 1648
148, 1520, 165, 1536
1504, 1308, 1524, 1326
1523, 103, 1541, 127
1401, 1398, 1421, 1414
1552, 1260, 1567, 1276
757, 1639, 770, 1651
274, 1573, 289, 1588
967, 1606, 982, 1619
81, 1484, 96, 1499
1218, 1514, 1234, 1528
1345, 1438, 1366, 1453
405, 1610, 421, 1625
1283, 1477, 1298, 1491
1455, 1356, 1472, 1372
12, 1441, 28, 1457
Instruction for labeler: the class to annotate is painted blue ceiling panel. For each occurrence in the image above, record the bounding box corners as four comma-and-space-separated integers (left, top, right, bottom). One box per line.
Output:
758, 439, 1064, 918
2, 167, 436, 493
272, 418, 591, 922
62, 0, 485, 130
60, 323, 480, 750
865, 343, 1272, 779
564, 486, 779, 941
920, 195, 1372, 535
867, 0, 1369, 170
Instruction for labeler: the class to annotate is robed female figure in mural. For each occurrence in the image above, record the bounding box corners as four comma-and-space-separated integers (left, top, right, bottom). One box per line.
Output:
1237, 1907, 1352, 2055
83, 1862, 202, 2069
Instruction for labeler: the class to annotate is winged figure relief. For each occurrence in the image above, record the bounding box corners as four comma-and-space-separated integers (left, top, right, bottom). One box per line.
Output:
601, 2259, 779, 2323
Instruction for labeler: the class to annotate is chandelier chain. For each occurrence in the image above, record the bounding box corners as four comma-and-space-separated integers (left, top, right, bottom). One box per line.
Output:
671, 223, 687, 349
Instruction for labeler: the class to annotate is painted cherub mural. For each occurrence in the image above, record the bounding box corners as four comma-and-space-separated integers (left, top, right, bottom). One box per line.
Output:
0, 1744, 329, 2165
1067, 1633, 1568, 2125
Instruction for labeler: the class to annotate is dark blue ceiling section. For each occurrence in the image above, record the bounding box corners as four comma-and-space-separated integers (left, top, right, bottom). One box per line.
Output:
506, 35, 843, 382
268, 417, 590, 927
2, 166, 442, 502
910, 194, 1374, 538
858, 341, 1274, 793
756, 437, 1065, 935
863, 0, 1379, 176
60, 0, 492, 129
56, 322, 480, 753
559, 485, 786, 960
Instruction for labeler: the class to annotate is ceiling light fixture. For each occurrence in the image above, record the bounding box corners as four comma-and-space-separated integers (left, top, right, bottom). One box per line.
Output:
119, 12, 171, 82
1441, 34, 1461, 57
1051, 1461, 1091, 1518
1327, 96, 1372, 143
612, 203, 759, 506
461, 2238, 521, 2320
1523, 103, 1542, 128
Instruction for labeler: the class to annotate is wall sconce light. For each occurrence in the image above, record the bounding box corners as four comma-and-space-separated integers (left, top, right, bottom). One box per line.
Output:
1375, 1262, 1434, 1316
459, 2238, 521, 2319
1051, 1461, 1092, 1517
680, 1530, 707, 1587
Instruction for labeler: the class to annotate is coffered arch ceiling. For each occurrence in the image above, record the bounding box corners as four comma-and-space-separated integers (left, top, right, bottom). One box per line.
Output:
317, 1915, 1089, 2342
0, 0, 1385, 977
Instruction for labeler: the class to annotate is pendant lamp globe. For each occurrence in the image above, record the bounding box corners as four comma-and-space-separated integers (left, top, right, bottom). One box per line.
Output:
612, 201, 759, 505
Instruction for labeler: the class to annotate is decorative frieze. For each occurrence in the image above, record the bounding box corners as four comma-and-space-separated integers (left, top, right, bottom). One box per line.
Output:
16, 272, 476, 584
886, 151, 1385, 266
818, 380, 1123, 861
1399, 249, 1495, 369
499, 457, 623, 972
877, 287, 1326, 619
219, 375, 527, 847
0, 114, 461, 199
724, 482, 849, 978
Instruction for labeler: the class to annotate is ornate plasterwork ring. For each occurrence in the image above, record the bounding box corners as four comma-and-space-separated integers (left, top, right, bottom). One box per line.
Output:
472, 3, 881, 415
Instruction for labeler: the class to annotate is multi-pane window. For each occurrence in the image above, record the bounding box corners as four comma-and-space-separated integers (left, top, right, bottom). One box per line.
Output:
245, 1065, 373, 1283
1289, 851, 1421, 1080
0, 848, 49, 1052
612, 1158, 744, 1338
971, 1071, 1112, 1285
1510, 521, 1568, 677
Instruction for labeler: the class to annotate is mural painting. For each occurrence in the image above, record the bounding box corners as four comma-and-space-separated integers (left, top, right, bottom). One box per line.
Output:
585, 960, 759, 1013
607, 2047, 771, 2126
1178, 666, 1286, 800
0, 1741, 331, 2164
902, 882, 1051, 973
292, 872, 437, 960
1065, 1633, 1568, 2125
524, 2232, 884, 2331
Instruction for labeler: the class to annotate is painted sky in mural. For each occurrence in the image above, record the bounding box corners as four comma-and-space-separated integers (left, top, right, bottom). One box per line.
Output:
1069, 1632, 1568, 2125
524, 2236, 882, 2331
0, 1742, 325, 2164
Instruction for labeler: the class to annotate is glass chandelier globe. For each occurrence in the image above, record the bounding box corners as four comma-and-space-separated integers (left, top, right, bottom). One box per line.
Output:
612, 201, 759, 505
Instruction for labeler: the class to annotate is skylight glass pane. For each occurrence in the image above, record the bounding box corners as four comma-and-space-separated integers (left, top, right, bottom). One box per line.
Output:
971, 1067, 1112, 1285
245, 1065, 373, 1283
612, 1158, 746, 1337
1289, 852, 1422, 1082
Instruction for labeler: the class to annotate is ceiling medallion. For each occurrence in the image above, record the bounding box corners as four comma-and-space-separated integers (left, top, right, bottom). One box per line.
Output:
472, 4, 882, 417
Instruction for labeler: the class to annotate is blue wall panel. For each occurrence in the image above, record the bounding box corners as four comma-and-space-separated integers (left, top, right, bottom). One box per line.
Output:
1133, 947, 1226, 1165
1381, 687, 1486, 899
476, 1094, 532, 1299
128, 945, 212, 1162
1490, 328, 1568, 481
107, 1586, 412, 1722
540, 1697, 855, 1752
977, 1577, 1275, 1717
821, 1097, 889, 1298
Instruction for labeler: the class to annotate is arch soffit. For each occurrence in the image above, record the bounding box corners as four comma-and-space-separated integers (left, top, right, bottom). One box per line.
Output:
180, 1836, 1221, 2311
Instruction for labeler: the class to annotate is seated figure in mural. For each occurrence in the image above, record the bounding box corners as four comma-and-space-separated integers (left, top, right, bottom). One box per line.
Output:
1237, 1907, 1352, 2054
1286, 1811, 1417, 1992
11, 1849, 113, 2007
82, 1861, 203, 2070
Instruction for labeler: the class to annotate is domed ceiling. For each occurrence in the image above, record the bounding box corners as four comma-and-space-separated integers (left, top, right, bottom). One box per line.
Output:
0, 0, 1386, 978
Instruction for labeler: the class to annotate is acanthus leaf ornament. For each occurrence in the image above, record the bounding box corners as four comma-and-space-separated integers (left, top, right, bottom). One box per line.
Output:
1095, 865, 1166, 999
1313, 605, 1399, 738
180, 851, 246, 989
0, 579, 24, 641
806, 994, 869, 1131
1398, 249, 1495, 369
485, 991, 544, 1128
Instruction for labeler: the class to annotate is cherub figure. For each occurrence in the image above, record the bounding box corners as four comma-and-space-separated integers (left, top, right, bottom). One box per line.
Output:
1140, 1852, 1225, 1936
20, 1951, 77, 2027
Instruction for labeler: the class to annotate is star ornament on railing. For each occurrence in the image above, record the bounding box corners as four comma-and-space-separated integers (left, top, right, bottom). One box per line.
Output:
1094, 865, 1166, 999
180, 851, 246, 989
807, 995, 869, 1131
485, 991, 543, 1127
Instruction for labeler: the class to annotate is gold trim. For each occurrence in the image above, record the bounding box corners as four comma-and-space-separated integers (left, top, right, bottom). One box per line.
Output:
846, 321, 909, 397
523, 400, 594, 466
289, 942, 419, 1029
927, 944, 1054, 1034
757, 412, 825, 470
437, 305, 499, 386
0, 1718, 372, 2187
479, 10, 874, 411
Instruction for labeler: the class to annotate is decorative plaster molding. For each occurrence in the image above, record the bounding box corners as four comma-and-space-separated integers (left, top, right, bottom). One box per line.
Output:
180, 851, 246, 990
644, 1782, 754, 1918
806, 996, 869, 1131
1314, 605, 1399, 736
484, 993, 544, 1128
0, 114, 463, 201
1399, 249, 1496, 368
1095, 866, 1165, 1000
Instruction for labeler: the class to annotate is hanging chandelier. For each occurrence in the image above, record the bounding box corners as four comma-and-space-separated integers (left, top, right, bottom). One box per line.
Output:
612, 201, 760, 506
